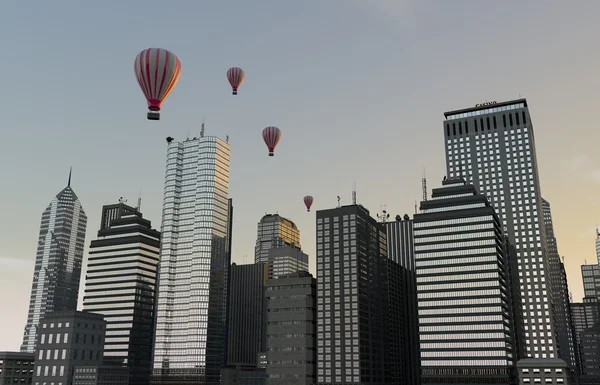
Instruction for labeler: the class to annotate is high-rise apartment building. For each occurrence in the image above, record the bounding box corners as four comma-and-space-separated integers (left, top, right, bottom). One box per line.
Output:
21, 171, 88, 353
255, 214, 300, 264
227, 263, 269, 367
152, 136, 233, 385
316, 204, 402, 385
267, 247, 309, 280
443, 99, 572, 381
265, 271, 317, 385
541, 199, 579, 371
384, 215, 420, 385
0, 352, 35, 385
83, 202, 160, 385
414, 177, 518, 384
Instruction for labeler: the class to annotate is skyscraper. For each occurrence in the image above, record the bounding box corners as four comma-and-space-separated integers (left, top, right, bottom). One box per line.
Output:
255, 214, 300, 264
384, 215, 419, 385
83, 201, 161, 385
21, 170, 87, 353
443, 99, 572, 380
541, 198, 579, 372
152, 136, 232, 385
316, 204, 401, 385
227, 263, 268, 367
267, 247, 309, 280
414, 177, 518, 384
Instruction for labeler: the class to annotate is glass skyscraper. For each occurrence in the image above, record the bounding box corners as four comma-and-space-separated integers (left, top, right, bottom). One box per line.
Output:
255, 214, 301, 264
21, 171, 87, 353
151, 136, 232, 385
443, 100, 572, 383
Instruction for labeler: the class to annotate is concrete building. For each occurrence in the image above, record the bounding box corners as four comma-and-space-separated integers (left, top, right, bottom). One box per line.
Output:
22, 170, 88, 353
578, 322, 600, 385
443, 99, 573, 382
0, 352, 35, 385
83, 202, 160, 385
152, 136, 233, 384
72, 365, 129, 385
220, 366, 266, 385
227, 263, 269, 367
414, 178, 519, 384
265, 271, 316, 385
32, 311, 106, 385
266, 247, 309, 280
255, 214, 300, 264
384, 215, 420, 385
316, 204, 403, 385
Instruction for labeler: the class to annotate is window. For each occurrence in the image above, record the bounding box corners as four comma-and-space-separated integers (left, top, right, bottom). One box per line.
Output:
41, 334, 45, 344
63, 333, 68, 343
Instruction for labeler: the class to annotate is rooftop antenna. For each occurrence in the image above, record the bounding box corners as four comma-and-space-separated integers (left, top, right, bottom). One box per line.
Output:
200, 119, 205, 138
414, 199, 417, 214
67, 166, 72, 187
377, 205, 390, 223
422, 167, 427, 202
137, 190, 142, 212
337, 196, 341, 208
226, 135, 229, 143
119, 197, 127, 204
352, 182, 357, 205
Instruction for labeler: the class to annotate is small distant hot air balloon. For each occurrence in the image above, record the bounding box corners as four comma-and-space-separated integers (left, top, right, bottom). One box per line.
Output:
304, 195, 314, 212
227, 67, 245, 95
134, 48, 182, 121
262, 126, 282, 156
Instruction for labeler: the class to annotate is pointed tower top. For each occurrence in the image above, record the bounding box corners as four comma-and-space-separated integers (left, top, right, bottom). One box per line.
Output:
68, 167, 72, 187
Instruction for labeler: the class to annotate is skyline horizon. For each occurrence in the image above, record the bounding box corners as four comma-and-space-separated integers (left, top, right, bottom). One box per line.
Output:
2, 0, 600, 353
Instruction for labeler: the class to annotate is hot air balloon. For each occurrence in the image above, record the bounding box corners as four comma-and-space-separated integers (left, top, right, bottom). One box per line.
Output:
134, 48, 182, 121
227, 67, 245, 95
304, 195, 314, 212
262, 126, 282, 156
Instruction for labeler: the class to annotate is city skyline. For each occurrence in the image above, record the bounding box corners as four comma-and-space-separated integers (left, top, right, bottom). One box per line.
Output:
2, 0, 600, 352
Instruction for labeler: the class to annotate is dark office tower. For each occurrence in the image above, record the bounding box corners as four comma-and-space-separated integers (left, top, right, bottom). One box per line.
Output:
267, 247, 309, 280
443, 100, 572, 382
384, 215, 419, 385
414, 177, 517, 384
255, 214, 301, 264
83, 202, 161, 385
152, 136, 232, 385
0, 352, 35, 385
542, 199, 579, 372
21, 170, 88, 353
32, 311, 106, 385
227, 263, 269, 367
265, 271, 317, 385
316, 204, 395, 385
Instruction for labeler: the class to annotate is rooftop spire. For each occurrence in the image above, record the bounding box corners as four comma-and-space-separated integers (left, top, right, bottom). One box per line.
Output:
68, 167, 72, 187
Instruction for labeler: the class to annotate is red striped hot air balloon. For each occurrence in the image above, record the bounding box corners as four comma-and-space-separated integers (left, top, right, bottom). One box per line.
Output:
134, 48, 182, 120
304, 196, 314, 212
262, 126, 281, 156
227, 67, 245, 95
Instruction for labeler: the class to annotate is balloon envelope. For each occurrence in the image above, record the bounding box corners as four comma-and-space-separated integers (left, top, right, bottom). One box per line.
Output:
134, 48, 182, 111
227, 67, 245, 95
304, 195, 314, 211
262, 126, 282, 155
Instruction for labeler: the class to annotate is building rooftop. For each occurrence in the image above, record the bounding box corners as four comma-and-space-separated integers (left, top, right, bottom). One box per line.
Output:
444, 98, 528, 119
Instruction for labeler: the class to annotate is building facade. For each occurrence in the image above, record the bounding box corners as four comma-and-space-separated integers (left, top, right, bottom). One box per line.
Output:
541, 199, 579, 372
255, 214, 301, 264
443, 99, 572, 381
227, 263, 269, 367
83, 202, 161, 385
414, 178, 518, 384
152, 136, 232, 385
266, 247, 309, 280
0, 352, 35, 385
316, 204, 401, 385
384, 215, 420, 385
72, 366, 129, 385
21, 171, 88, 353
265, 271, 316, 385
32, 311, 106, 385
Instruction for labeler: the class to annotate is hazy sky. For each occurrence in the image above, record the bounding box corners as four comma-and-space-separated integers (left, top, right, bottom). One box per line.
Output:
2, 0, 600, 351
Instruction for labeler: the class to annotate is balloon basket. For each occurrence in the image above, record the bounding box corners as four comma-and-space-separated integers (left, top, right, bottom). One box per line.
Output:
147, 112, 160, 121
269, 152, 274, 157
232, 91, 238, 95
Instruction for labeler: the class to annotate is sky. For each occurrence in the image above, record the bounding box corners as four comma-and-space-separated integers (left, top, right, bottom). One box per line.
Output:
1, 0, 600, 351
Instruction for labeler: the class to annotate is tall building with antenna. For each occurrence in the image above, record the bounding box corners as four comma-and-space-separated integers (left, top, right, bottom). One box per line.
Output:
442, 99, 574, 383
152, 135, 233, 385
21, 169, 88, 353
